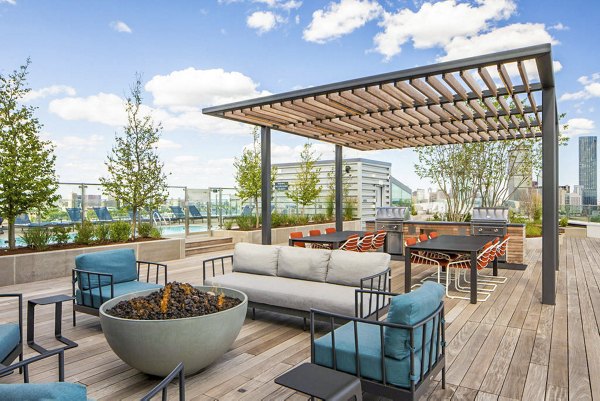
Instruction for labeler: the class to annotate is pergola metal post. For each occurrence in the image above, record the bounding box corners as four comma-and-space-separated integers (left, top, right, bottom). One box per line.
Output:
541, 87, 557, 305
335, 145, 343, 232
261, 126, 272, 245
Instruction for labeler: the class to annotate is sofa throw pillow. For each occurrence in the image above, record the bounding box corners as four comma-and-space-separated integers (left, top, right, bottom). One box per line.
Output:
233, 243, 280, 276
326, 250, 390, 287
384, 281, 445, 360
75, 248, 138, 289
277, 246, 331, 282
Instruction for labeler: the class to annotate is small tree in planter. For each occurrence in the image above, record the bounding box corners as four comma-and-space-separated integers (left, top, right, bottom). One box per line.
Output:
0, 60, 59, 249
286, 142, 321, 216
100, 75, 169, 240
233, 127, 276, 229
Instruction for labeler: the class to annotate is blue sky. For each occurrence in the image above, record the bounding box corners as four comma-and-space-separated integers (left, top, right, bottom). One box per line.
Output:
1, 0, 598, 193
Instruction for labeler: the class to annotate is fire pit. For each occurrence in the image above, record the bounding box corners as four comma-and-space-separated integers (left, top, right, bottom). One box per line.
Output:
99, 283, 247, 377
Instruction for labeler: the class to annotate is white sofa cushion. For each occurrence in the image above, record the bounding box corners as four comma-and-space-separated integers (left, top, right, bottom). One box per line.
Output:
205, 273, 372, 316
233, 243, 280, 276
326, 250, 391, 287
277, 246, 331, 282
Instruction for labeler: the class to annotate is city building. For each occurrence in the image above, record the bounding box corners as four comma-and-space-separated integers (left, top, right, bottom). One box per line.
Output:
579, 136, 597, 205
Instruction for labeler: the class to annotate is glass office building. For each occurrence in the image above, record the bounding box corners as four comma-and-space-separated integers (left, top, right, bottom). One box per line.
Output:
579, 136, 597, 205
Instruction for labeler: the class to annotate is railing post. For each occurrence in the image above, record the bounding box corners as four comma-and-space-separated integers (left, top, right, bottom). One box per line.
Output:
335, 145, 343, 232
261, 126, 272, 245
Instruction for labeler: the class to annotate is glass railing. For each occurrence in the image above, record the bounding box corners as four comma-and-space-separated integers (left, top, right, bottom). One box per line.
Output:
559, 205, 600, 223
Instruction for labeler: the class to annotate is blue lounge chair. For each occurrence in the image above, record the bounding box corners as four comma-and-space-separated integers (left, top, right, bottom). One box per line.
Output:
128, 210, 150, 223
66, 208, 83, 224
92, 207, 114, 222
188, 205, 204, 222
241, 205, 253, 217
169, 206, 186, 223
15, 214, 51, 228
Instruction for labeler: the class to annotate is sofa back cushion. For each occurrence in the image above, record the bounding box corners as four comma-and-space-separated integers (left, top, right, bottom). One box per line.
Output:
75, 249, 138, 289
384, 281, 445, 360
326, 250, 390, 287
233, 243, 280, 276
277, 246, 331, 282
0, 382, 88, 401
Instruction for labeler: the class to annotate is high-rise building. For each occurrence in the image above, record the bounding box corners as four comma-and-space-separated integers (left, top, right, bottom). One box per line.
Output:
579, 136, 597, 205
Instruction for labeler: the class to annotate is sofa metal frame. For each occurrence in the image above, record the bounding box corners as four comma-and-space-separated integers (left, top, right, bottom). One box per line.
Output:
0, 293, 24, 378
72, 260, 167, 325
310, 290, 445, 401
202, 254, 392, 327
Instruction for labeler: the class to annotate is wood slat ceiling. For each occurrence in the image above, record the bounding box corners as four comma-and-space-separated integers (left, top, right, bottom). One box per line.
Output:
204, 47, 550, 150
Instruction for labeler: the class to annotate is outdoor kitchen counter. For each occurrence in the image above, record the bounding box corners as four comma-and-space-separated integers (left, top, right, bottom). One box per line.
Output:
365, 220, 525, 264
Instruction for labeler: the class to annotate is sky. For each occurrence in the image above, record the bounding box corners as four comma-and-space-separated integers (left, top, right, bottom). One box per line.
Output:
1, 0, 599, 194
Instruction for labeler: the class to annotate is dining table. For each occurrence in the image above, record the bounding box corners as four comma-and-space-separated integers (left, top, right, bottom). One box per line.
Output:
404, 234, 499, 304
288, 230, 368, 249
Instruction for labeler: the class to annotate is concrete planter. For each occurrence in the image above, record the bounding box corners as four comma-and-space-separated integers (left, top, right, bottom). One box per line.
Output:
213, 220, 362, 245
99, 286, 247, 376
0, 238, 185, 287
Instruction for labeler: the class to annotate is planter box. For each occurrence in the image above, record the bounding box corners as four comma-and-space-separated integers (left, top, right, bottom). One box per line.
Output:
212, 220, 362, 245
0, 238, 185, 287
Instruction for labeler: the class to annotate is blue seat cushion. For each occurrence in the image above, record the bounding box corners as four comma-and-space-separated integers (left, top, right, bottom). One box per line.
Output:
76, 281, 162, 308
0, 382, 89, 400
75, 249, 138, 289
0, 323, 20, 362
384, 281, 445, 360
314, 321, 435, 388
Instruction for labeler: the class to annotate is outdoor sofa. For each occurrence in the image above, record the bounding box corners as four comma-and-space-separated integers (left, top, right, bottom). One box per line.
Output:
72, 248, 167, 325
203, 243, 392, 324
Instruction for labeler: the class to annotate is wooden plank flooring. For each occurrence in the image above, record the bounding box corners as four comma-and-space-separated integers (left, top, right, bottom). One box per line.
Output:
0, 237, 597, 400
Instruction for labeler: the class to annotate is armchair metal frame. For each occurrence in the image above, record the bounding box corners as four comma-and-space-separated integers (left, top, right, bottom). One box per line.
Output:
310, 291, 445, 401
140, 362, 185, 401
0, 293, 24, 377
0, 348, 64, 383
72, 260, 167, 325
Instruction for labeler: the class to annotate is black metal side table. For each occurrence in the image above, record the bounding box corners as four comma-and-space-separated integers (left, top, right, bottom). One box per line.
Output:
275, 363, 363, 401
27, 294, 78, 354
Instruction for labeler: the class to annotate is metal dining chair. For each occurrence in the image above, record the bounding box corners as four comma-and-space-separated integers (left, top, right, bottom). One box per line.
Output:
289, 231, 306, 248
444, 241, 497, 302
325, 227, 336, 234
370, 230, 386, 251
309, 229, 329, 249
339, 234, 359, 252
357, 232, 374, 252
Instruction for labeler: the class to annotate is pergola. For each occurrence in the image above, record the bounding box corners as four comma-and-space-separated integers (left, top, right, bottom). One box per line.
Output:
203, 44, 559, 305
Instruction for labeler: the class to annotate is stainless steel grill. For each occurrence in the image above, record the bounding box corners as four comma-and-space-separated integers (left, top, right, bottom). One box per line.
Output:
375, 207, 409, 257
471, 207, 509, 261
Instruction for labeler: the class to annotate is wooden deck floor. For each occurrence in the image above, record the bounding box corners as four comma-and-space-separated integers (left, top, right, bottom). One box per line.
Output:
0, 237, 597, 400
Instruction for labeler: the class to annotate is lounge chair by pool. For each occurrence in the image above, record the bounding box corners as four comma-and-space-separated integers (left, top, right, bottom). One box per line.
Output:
188, 205, 205, 222
169, 206, 186, 223
92, 207, 115, 222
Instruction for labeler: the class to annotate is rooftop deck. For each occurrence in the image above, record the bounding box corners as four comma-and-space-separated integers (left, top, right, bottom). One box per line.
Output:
0, 237, 596, 400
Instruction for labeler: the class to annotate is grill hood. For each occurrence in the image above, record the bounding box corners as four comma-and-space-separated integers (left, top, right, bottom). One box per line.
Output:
471, 207, 509, 223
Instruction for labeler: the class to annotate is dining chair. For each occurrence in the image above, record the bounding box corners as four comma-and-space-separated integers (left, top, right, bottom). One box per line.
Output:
418, 233, 429, 242
474, 236, 508, 284
339, 234, 359, 252
370, 230, 386, 251
289, 231, 306, 248
309, 229, 329, 249
325, 227, 336, 234
405, 238, 449, 285
444, 241, 497, 302
357, 232, 374, 252
429, 232, 439, 239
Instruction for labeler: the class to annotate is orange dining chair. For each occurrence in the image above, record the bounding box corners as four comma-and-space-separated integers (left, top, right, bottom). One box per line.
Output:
357, 232, 374, 252
370, 230, 387, 251
418, 233, 429, 242
289, 231, 305, 248
429, 232, 439, 239
309, 229, 329, 249
339, 234, 359, 252
325, 227, 337, 234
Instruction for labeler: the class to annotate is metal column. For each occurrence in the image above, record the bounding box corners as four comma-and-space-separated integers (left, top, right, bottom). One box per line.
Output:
335, 145, 343, 232
261, 126, 272, 245
541, 87, 557, 305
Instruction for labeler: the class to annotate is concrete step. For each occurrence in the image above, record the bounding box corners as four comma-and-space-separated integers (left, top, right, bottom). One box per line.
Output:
185, 237, 232, 249
185, 242, 235, 256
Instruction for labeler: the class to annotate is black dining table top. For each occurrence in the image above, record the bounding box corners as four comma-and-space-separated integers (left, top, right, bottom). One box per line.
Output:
406, 235, 498, 253
292, 230, 367, 243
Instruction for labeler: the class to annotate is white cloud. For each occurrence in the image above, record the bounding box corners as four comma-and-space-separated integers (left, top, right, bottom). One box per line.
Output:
0, 0, 16, 4
110, 21, 132, 33
564, 118, 595, 137
295, 14, 300, 24
156, 138, 182, 150
49, 93, 126, 126
51, 134, 105, 151
22, 85, 76, 102
247, 11, 285, 33
374, 0, 515, 59
550, 22, 569, 31
561, 73, 600, 101
303, 0, 382, 44
254, 0, 302, 10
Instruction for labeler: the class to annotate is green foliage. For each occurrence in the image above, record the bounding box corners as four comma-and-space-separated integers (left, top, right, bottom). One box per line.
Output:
149, 227, 162, 239
100, 75, 169, 240
109, 221, 131, 242
42, 207, 69, 223
291, 214, 309, 226
223, 220, 234, 230
271, 211, 287, 228
432, 212, 442, 221
52, 226, 71, 245
94, 223, 111, 243
137, 222, 153, 238
410, 204, 417, 216
20, 228, 52, 251
286, 142, 322, 214
236, 215, 255, 231
74, 221, 95, 245
0, 59, 59, 249
325, 168, 335, 220
559, 216, 569, 227
233, 127, 276, 229
526, 223, 542, 237
312, 213, 327, 224
343, 197, 357, 221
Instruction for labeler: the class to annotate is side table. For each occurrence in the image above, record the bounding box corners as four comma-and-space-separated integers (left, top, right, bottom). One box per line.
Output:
275, 363, 362, 401
27, 294, 78, 354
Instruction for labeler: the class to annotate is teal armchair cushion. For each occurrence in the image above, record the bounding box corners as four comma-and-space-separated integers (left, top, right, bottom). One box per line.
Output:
0, 323, 20, 362
76, 281, 162, 308
384, 281, 444, 360
75, 249, 138, 289
0, 382, 88, 400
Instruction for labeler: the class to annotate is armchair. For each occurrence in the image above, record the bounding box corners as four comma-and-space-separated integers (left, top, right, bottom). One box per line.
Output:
0, 293, 23, 378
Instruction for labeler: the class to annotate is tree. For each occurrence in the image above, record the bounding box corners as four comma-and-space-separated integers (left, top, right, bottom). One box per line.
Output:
100, 75, 169, 239
233, 127, 276, 228
0, 60, 59, 249
286, 142, 322, 215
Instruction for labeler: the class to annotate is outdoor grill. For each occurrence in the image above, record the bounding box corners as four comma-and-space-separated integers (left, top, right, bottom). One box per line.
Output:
375, 206, 409, 257
471, 207, 509, 262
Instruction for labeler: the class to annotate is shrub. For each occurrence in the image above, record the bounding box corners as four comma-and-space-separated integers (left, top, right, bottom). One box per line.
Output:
236, 215, 255, 231
20, 228, 52, 251
293, 215, 309, 225
74, 221, 95, 245
312, 213, 327, 224
271, 211, 288, 228
223, 220, 234, 230
109, 221, 131, 242
138, 222, 153, 238
94, 223, 111, 243
525, 222, 542, 237
52, 226, 71, 245
559, 216, 569, 227
325, 193, 334, 220
343, 197, 357, 221
150, 227, 162, 239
